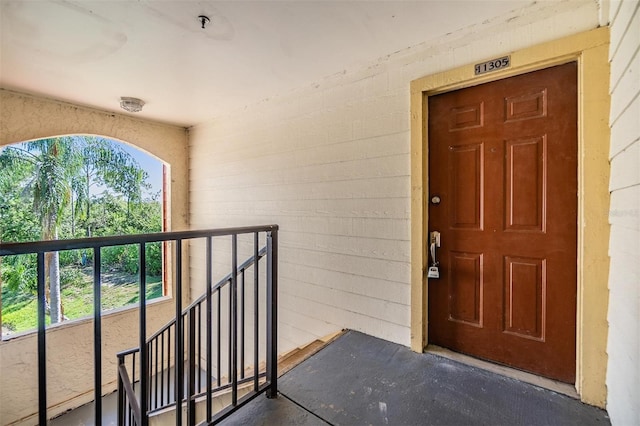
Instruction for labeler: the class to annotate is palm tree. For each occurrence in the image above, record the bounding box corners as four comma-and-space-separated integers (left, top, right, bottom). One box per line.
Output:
1, 136, 152, 324
34, 139, 78, 322
1, 138, 77, 323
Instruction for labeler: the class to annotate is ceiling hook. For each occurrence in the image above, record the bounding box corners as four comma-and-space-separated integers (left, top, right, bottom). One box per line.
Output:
198, 15, 210, 29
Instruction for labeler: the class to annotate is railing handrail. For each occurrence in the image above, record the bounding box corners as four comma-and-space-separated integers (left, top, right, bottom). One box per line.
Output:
118, 362, 142, 425
0, 224, 279, 255
186, 245, 268, 313
116, 245, 267, 357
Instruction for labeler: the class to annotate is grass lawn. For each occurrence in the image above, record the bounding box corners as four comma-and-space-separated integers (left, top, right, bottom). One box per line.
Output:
1, 267, 163, 336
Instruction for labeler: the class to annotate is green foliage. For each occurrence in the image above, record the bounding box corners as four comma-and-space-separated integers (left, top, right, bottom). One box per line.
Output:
1, 136, 164, 335
1, 267, 163, 334
0, 152, 40, 243
1, 254, 37, 295
100, 242, 162, 276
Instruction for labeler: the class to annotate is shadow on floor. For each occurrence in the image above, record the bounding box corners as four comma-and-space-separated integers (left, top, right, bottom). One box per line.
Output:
223, 330, 610, 426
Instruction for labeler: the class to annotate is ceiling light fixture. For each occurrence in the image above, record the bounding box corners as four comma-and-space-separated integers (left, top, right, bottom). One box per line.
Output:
198, 15, 210, 29
120, 97, 145, 113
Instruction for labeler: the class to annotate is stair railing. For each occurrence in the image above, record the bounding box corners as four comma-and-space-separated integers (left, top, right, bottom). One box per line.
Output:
117, 244, 273, 424
0, 225, 278, 426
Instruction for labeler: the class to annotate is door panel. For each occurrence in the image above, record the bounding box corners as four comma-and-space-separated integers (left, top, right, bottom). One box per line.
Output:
503, 256, 545, 340
428, 62, 577, 383
505, 136, 546, 231
450, 143, 483, 229
448, 252, 483, 326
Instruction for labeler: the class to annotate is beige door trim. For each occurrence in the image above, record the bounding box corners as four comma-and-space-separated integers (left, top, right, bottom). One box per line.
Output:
409, 27, 611, 407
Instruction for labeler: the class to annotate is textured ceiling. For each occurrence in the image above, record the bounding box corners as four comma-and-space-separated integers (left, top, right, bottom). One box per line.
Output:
1, 1, 537, 127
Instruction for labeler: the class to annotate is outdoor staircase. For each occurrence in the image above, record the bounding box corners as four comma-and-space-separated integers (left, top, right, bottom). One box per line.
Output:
277, 331, 345, 377
50, 333, 343, 425
116, 229, 279, 425
139, 332, 345, 425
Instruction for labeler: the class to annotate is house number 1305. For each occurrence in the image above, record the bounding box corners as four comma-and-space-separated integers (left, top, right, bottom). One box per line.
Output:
474, 56, 510, 75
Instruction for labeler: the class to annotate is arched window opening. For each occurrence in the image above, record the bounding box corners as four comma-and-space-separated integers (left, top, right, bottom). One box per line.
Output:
0, 135, 166, 338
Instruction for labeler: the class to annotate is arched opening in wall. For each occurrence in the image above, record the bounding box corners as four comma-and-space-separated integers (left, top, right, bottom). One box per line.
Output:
0, 135, 168, 339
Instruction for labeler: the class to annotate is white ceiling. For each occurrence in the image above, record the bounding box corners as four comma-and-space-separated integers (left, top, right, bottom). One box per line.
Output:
1, 0, 536, 127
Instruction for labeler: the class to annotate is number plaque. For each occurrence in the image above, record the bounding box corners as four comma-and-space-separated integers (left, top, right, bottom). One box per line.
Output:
474, 56, 511, 75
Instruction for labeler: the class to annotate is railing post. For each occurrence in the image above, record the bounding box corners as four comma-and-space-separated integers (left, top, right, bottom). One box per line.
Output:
94, 248, 103, 426
266, 228, 278, 398
37, 252, 47, 425
139, 243, 149, 426
231, 234, 238, 405
174, 239, 183, 426
253, 232, 260, 392
187, 307, 196, 425
206, 236, 213, 422
117, 355, 124, 426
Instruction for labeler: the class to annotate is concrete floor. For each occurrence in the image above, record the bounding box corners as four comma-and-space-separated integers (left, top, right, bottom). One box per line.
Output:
53, 330, 610, 425
223, 330, 610, 426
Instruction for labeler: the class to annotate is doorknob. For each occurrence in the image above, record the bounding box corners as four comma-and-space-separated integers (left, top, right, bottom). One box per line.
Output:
430, 231, 441, 247
428, 231, 441, 279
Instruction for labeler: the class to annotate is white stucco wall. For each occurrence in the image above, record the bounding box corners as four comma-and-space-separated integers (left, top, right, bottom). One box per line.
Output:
606, 1, 640, 424
188, 1, 600, 354
0, 90, 189, 424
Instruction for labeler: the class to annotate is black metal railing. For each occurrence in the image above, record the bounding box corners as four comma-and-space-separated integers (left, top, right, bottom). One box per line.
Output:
0, 225, 279, 426
117, 243, 274, 424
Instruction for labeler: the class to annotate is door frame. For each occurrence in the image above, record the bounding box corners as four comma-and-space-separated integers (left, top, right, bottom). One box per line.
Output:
410, 28, 610, 407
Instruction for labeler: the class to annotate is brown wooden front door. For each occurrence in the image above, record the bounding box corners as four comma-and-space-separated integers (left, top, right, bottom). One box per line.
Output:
427, 62, 578, 383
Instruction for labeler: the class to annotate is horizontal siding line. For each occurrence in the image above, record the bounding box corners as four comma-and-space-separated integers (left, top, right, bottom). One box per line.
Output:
189, 130, 410, 168
279, 307, 339, 333
207, 196, 410, 205
190, 197, 411, 205
188, 214, 409, 223
610, 43, 640, 95
284, 292, 408, 328
278, 229, 409, 243
279, 258, 408, 286
610, 90, 640, 128
278, 243, 409, 265
279, 294, 344, 324
278, 318, 325, 341
610, 136, 640, 161
188, 136, 409, 168
189, 147, 409, 174
188, 260, 411, 290
190, 172, 411, 190
609, 0, 623, 25
189, 226, 409, 242
278, 256, 409, 287
610, 181, 640, 193
189, 174, 409, 192
188, 212, 409, 220
191, 175, 410, 192
189, 153, 410, 182
279, 273, 409, 307
609, 1, 640, 64
280, 285, 406, 309
608, 223, 640, 234
193, 127, 409, 158
280, 290, 408, 328
278, 305, 343, 334
190, 150, 411, 175
189, 193, 410, 203
192, 145, 411, 167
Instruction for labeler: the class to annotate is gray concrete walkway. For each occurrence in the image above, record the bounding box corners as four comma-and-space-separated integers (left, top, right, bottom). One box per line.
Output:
223, 330, 610, 426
